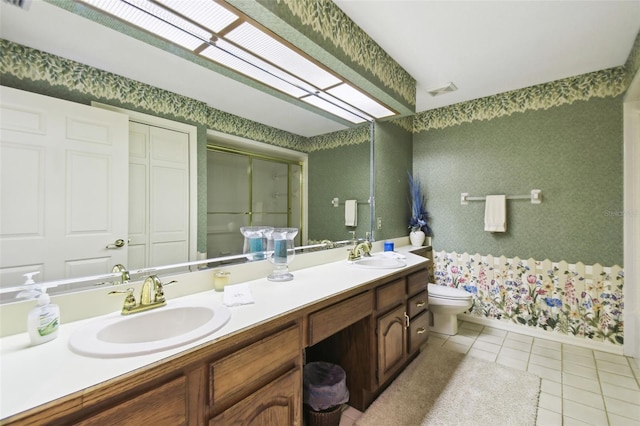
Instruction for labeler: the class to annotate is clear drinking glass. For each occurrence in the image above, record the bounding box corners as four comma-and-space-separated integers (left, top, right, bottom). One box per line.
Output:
264, 228, 298, 281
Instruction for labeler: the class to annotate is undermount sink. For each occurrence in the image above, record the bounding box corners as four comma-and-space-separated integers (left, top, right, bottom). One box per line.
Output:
69, 297, 231, 358
350, 255, 407, 269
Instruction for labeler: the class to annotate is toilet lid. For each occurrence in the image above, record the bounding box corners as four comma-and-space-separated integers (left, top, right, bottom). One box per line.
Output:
428, 284, 472, 300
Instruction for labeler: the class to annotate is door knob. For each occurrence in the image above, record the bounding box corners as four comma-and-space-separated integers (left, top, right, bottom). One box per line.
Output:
106, 238, 126, 249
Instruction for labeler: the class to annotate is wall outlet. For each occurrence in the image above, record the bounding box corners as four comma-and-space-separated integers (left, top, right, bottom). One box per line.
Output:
376, 217, 383, 230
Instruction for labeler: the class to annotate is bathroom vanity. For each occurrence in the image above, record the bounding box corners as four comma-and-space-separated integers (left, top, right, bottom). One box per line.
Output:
0, 252, 429, 425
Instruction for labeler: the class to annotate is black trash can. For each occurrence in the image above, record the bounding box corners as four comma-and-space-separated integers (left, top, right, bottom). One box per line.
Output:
303, 362, 349, 426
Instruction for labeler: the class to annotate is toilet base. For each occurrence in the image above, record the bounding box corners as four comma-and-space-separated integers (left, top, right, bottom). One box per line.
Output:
429, 312, 460, 335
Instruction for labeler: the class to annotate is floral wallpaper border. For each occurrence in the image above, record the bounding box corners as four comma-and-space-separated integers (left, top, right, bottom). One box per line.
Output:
0, 39, 374, 152
411, 66, 628, 133
434, 251, 624, 347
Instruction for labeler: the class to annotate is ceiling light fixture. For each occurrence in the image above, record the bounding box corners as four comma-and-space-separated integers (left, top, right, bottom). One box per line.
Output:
78, 0, 397, 124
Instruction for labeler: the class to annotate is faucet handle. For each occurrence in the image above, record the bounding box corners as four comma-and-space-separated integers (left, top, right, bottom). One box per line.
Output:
154, 280, 177, 303
108, 287, 137, 312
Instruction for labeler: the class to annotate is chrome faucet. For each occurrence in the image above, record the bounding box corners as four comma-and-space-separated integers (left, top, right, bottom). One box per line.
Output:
109, 275, 177, 315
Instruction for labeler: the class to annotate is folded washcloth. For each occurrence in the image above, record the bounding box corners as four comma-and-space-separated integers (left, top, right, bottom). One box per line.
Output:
223, 283, 255, 307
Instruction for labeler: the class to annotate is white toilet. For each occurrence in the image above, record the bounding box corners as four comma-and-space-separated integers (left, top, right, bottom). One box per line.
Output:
428, 284, 473, 335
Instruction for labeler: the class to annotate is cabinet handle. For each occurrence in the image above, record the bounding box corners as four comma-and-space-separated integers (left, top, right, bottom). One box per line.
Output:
416, 327, 426, 334
404, 312, 410, 329
415, 300, 426, 308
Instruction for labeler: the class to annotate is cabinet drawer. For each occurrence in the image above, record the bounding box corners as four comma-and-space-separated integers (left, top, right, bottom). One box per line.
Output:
408, 311, 429, 354
407, 269, 429, 296
407, 291, 428, 318
376, 278, 405, 312
210, 325, 300, 408
309, 291, 372, 346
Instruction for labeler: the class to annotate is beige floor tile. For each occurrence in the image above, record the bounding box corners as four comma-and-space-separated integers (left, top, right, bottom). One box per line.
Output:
498, 346, 530, 361
480, 326, 507, 337
563, 373, 602, 394
448, 333, 476, 346
496, 354, 528, 371
604, 397, 640, 421
594, 350, 630, 365
457, 327, 481, 339
531, 345, 562, 360
536, 407, 562, 426
503, 338, 533, 352
530, 353, 562, 371
539, 392, 562, 413
562, 385, 605, 410
563, 344, 594, 357
597, 359, 634, 377
468, 347, 498, 362
506, 331, 534, 344
458, 321, 484, 331
476, 332, 505, 345
563, 400, 608, 425
563, 352, 596, 368
471, 339, 501, 354
533, 338, 562, 351
601, 382, 640, 405
541, 378, 562, 397
608, 413, 640, 426
562, 362, 599, 380
599, 370, 640, 390
528, 363, 562, 382
563, 415, 595, 426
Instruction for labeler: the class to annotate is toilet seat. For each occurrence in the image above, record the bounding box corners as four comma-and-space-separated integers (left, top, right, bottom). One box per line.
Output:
428, 284, 472, 301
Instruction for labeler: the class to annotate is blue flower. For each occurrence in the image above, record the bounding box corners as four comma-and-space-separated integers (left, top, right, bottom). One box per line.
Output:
544, 298, 562, 308
463, 285, 477, 294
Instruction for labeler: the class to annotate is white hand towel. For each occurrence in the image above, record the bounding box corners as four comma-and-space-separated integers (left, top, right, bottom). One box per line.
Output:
345, 199, 357, 227
484, 195, 507, 232
223, 283, 255, 307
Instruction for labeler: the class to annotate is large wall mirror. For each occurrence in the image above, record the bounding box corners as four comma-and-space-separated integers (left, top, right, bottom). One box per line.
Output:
0, 7, 378, 301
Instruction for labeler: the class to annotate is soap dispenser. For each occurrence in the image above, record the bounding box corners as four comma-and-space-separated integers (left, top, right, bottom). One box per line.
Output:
18, 272, 60, 345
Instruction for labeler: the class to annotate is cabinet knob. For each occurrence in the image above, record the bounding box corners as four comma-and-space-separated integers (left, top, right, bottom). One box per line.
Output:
415, 300, 426, 308
416, 327, 426, 334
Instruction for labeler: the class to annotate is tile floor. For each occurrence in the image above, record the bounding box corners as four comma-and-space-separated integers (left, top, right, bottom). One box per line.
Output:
338, 320, 640, 426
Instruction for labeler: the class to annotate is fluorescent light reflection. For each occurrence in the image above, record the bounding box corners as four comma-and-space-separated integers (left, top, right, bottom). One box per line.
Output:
226, 23, 341, 90
83, 0, 209, 50
79, 0, 398, 124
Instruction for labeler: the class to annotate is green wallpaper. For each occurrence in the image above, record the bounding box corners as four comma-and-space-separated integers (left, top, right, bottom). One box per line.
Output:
308, 142, 371, 241
373, 121, 413, 241
413, 95, 624, 266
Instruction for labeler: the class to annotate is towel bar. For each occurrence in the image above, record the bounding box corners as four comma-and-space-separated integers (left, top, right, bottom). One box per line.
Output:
331, 197, 371, 207
460, 190, 541, 205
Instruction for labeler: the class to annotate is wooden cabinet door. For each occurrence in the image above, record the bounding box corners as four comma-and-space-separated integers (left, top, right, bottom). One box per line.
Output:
73, 376, 187, 426
211, 368, 301, 426
377, 305, 407, 385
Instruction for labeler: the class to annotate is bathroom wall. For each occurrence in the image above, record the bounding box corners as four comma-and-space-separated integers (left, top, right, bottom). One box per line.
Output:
413, 94, 624, 266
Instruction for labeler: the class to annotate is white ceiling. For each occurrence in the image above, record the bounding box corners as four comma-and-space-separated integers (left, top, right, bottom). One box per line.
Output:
335, 0, 640, 112
2, 1, 639, 137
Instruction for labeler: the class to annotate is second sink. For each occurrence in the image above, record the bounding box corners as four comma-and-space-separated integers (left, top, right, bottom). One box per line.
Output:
350, 255, 407, 269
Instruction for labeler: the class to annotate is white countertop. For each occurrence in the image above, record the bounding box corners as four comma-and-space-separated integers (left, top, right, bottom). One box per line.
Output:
0, 250, 427, 421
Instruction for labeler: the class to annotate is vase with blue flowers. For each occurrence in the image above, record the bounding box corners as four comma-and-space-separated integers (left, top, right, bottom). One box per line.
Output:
408, 172, 430, 247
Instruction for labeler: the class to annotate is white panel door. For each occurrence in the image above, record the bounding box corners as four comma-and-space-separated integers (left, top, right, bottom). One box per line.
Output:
0, 87, 129, 288
127, 122, 190, 269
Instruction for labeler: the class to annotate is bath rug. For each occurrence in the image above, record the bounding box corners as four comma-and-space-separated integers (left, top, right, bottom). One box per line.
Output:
355, 342, 540, 426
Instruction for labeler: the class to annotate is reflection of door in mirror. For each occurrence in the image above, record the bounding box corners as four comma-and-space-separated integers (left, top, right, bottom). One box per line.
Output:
0, 87, 129, 288
207, 149, 302, 259
128, 122, 190, 270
